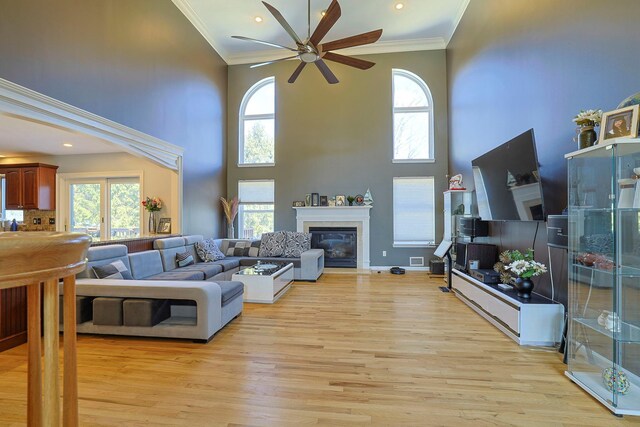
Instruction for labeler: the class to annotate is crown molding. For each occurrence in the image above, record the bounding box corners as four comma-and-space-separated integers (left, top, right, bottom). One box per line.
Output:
226, 37, 447, 66
172, 0, 228, 59
447, 0, 471, 45
0, 78, 183, 170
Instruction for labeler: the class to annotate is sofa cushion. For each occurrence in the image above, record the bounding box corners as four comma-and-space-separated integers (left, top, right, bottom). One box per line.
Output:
128, 250, 165, 279
212, 257, 241, 272
145, 270, 205, 281
243, 240, 261, 257
259, 231, 287, 257
216, 281, 244, 306
93, 260, 133, 280
154, 236, 187, 250
225, 241, 249, 257
195, 238, 225, 262
239, 257, 301, 269
283, 231, 312, 257
80, 245, 131, 279
176, 252, 195, 267
177, 263, 223, 280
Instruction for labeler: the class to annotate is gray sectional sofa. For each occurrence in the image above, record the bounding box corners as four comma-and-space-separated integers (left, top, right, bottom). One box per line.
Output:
63, 234, 324, 342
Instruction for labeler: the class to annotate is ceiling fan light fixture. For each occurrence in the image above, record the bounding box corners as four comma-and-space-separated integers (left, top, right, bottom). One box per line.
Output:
300, 51, 319, 63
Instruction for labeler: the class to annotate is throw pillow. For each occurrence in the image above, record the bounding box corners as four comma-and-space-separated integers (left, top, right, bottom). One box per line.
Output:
176, 252, 195, 267
259, 231, 287, 257
225, 241, 249, 257
283, 231, 312, 257
93, 260, 132, 280
243, 240, 261, 257
195, 238, 225, 262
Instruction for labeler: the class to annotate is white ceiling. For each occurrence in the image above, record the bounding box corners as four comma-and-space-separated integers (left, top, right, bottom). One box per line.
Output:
0, 113, 123, 158
173, 0, 470, 65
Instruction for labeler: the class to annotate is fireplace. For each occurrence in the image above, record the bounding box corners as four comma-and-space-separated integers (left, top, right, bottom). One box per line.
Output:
310, 227, 357, 268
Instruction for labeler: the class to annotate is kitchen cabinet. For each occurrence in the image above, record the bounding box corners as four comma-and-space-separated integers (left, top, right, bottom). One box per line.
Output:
0, 163, 58, 210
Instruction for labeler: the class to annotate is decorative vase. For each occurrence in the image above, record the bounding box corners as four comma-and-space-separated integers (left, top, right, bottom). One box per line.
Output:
578, 125, 598, 149
227, 224, 235, 239
148, 211, 157, 234
514, 277, 534, 299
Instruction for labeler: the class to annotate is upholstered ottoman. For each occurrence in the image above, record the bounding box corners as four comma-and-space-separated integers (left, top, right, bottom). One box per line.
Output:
92, 297, 124, 326
123, 298, 171, 327
59, 295, 93, 324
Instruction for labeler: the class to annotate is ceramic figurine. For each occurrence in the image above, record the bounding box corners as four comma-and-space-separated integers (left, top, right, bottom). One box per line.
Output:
449, 174, 465, 190
364, 188, 373, 206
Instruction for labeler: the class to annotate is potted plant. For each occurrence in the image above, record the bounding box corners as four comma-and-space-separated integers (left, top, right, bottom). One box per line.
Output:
573, 109, 602, 149
494, 249, 547, 299
142, 196, 162, 234
346, 195, 355, 206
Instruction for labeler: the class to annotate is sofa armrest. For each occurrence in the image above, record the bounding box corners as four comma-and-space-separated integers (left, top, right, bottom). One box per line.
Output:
300, 249, 324, 281
71, 279, 223, 337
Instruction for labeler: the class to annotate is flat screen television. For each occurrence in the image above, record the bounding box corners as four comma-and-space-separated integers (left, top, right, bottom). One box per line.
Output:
471, 129, 545, 221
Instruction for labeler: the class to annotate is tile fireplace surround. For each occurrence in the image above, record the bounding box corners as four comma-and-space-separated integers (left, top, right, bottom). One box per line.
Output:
293, 206, 372, 269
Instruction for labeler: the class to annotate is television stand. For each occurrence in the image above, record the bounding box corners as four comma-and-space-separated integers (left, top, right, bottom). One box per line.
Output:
451, 268, 563, 346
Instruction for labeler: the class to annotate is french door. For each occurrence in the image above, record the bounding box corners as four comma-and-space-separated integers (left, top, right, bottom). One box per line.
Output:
67, 178, 141, 240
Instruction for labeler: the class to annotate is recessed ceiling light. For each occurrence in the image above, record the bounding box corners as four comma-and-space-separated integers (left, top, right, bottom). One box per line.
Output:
255, 16, 263, 23
395, 3, 404, 10
321, 10, 327, 16
63, 143, 73, 147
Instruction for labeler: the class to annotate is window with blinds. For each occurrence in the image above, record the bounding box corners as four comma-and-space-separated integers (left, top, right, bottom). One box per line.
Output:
393, 177, 435, 247
238, 180, 274, 239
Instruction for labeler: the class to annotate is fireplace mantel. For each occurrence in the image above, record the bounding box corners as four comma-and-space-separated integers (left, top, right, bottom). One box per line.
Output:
293, 206, 372, 268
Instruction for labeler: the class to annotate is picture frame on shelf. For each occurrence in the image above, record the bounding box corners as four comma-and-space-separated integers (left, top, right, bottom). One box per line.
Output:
328, 197, 336, 207
599, 105, 640, 142
305, 194, 311, 207
320, 196, 328, 206
311, 193, 320, 206
336, 195, 346, 206
157, 218, 172, 234
355, 194, 365, 206
292, 201, 305, 207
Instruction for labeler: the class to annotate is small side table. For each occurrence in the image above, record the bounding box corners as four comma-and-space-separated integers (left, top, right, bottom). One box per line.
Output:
0, 232, 91, 427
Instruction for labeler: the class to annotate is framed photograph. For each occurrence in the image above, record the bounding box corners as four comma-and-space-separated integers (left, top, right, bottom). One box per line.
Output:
305, 194, 312, 207
336, 195, 346, 206
311, 193, 320, 206
292, 201, 305, 207
328, 197, 336, 207
157, 218, 172, 234
320, 195, 328, 206
600, 105, 640, 142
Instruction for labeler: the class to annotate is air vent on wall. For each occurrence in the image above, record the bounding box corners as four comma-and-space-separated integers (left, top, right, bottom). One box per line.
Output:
409, 257, 424, 267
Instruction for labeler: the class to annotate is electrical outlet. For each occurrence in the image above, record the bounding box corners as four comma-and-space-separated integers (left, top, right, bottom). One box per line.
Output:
33, 218, 38, 224
382, 251, 387, 257
49, 218, 55, 225
37, 218, 41, 225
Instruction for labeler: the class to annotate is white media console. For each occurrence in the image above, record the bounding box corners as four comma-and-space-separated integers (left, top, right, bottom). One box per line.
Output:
451, 269, 564, 346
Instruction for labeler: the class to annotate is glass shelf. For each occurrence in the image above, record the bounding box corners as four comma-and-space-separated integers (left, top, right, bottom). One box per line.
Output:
573, 317, 640, 344
572, 263, 640, 278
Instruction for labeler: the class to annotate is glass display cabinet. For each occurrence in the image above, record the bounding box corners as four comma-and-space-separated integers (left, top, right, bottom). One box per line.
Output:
443, 190, 476, 247
565, 139, 640, 416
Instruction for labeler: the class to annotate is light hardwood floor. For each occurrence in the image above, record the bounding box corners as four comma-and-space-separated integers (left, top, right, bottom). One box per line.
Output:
1, 272, 639, 426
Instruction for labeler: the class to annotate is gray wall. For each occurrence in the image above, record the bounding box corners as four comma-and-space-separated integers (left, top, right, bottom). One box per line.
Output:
0, 0, 227, 237
447, 0, 640, 303
228, 51, 449, 266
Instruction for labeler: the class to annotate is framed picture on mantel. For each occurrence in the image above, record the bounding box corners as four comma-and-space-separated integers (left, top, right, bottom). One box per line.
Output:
311, 193, 319, 206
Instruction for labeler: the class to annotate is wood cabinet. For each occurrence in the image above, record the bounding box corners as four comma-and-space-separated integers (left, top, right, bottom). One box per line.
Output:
0, 163, 58, 210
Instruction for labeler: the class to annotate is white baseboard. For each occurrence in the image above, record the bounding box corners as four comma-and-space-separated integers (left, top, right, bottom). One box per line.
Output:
369, 266, 430, 272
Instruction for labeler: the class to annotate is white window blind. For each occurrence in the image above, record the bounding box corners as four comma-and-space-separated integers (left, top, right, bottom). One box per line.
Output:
393, 177, 435, 247
238, 180, 274, 203
238, 180, 275, 239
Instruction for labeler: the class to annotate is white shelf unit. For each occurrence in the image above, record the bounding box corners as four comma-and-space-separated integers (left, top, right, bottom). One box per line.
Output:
451, 269, 564, 346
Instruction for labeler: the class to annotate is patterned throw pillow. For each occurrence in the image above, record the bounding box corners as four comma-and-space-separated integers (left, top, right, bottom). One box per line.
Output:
243, 240, 261, 257
176, 252, 195, 267
195, 238, 225, 262
225, 241, 249, 257
259, 231, 287, 257
283, 231, 312, 257
93, 260, 132, 280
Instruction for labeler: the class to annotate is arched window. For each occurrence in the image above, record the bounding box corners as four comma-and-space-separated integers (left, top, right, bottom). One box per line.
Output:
392, 69, 434, 162
239, 77, 275, 166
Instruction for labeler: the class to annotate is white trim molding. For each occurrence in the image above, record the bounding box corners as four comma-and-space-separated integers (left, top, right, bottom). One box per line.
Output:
0, 78, 184, 171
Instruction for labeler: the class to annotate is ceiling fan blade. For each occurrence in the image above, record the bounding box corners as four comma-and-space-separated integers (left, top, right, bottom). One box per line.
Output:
251, 55, 300, 68
231, 36, 298, 52
309, 0, 341, 47
314, 59, 339, 84
322, 52, 375, 70
288, 62, 307, 83
319, 29, 383, 52
262, 1, 304, 46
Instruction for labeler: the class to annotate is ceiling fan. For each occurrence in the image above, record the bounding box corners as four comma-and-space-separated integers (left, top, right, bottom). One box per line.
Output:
232, 0, 383, 84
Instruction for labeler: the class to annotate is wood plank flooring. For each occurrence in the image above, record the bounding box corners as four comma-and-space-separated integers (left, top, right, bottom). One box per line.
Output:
0, 272, 639, 426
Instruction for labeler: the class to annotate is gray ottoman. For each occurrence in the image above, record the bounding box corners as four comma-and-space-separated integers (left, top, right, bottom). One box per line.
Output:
93, 297, 124, 326
123, 299, 171, 327
59, 295, 94, 324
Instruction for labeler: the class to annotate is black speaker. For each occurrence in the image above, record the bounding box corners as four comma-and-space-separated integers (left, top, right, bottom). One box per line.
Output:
547, 215, 568, 249
458, 217, 489, 238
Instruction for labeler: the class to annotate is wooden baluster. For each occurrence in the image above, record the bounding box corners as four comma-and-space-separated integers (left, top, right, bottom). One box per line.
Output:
43, 278, 60, 426
27, 283, 42, 427
63, 276, 78, 427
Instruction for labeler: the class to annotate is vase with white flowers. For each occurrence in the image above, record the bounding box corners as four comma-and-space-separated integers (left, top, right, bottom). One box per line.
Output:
496, 249, 548, 299
573, 109, 602, 149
